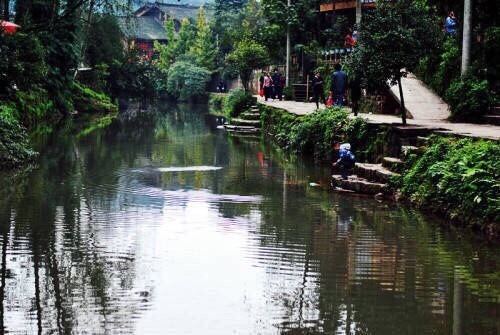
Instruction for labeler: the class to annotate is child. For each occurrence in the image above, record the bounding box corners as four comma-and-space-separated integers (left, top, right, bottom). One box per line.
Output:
332, 143, 355, 180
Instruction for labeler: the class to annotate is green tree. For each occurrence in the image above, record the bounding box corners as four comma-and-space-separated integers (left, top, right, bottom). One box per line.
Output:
155, 15, 178, 73
175, 18, 197, 57
225, 39, 269, 92
349, 0, 440, 125
188, 7, 217, 70
166, 60, 211, 101
85, 14, 124, 68
15, 0, 81, 112
261, 0, 321, 61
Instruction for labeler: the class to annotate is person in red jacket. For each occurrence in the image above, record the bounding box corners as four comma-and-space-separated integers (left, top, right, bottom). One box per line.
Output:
344, 28, 355, 50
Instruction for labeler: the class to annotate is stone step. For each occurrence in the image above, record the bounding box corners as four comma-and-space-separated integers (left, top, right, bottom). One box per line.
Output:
392, 126, 435, 138
416, 136, 430, 147
250, 107, 260, 112
331, 174, 389, 195
227, 133, 261, 141
482, 114, 500, 126
490, 106, 500, 115
382, 157, 405, 173
230, 118, 261, 126
353, 163, 399, 184
240, 112, 261, 121
224, 124, 260, 133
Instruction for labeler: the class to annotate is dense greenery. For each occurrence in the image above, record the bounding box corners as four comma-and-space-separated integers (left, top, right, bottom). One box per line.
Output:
72, 83, 118, 114
222, 89, 255, 118
0, 0, 128, 168
348, 0, 441, 125
261, 106, 368, 160
445, 73, 493, 121
0, 111, 38, 169
413, 5, 498, 122
155, 8, 216, 100
166, 61, 211, 101
225, 39, 269, 92
396, 137, 499, 231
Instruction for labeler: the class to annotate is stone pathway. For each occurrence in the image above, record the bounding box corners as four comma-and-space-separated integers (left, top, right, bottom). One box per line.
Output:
256, 74, 500, 140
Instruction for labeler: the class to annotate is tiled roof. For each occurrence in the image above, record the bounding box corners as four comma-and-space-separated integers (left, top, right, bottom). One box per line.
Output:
117, 16, 168, 41
136, 2, 212, 20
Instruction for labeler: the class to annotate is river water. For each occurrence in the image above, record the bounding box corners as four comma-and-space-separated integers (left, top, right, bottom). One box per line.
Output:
0, 103, 498, 334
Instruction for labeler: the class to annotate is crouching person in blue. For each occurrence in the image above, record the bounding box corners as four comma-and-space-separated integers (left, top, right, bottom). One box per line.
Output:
332, 143, 355, 180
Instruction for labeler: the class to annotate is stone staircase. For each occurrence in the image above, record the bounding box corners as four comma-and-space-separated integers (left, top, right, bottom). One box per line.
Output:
224, 105, 261, 134
331, 133, 431, 198
482, 106, 500, 126
331, 163, 398, 197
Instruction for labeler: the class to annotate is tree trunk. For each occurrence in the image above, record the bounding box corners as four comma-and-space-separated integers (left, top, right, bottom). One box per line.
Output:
461, 0, 472, 75
397, 77, 407, 125
355, 0, 362, 27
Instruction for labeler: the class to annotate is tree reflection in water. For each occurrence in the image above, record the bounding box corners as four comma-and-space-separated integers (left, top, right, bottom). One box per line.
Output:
0, 101, 497, 334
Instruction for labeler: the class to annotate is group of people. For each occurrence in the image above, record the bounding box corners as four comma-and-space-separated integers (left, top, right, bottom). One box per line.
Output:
311, 63, 361, 115
259, 69, 286, 101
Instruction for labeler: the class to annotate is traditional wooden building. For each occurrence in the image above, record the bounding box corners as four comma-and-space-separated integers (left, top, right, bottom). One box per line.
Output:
118, 2, 209, 59
117, 16, 168, 58
319, 0, 377, 13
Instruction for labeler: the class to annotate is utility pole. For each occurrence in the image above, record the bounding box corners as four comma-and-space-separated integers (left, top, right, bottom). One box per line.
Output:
461, 0, 472, 75
286, 0, 291, 87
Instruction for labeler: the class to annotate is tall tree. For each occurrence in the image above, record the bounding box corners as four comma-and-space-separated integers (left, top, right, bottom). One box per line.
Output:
225, 38, 269, 91
15, 0, 80, 111
188, 7, 217, 70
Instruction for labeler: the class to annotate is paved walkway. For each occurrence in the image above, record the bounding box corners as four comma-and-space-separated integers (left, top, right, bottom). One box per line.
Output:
257, 74, 500, 140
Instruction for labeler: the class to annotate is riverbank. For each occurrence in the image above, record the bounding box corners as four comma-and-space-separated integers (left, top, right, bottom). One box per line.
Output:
0, 83, 118, 170
256, 99, 499, 237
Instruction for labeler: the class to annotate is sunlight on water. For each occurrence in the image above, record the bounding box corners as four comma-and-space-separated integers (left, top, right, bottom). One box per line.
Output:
133, 166, 223, 173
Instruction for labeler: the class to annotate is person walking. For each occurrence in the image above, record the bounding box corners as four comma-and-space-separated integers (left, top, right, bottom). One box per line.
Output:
311, 71, 326, 109
271, 69, 284, 101
263, 72, 273, 101
330, 63, 348, 106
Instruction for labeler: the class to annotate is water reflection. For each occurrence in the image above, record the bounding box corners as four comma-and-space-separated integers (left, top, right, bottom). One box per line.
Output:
0, 102, 498, 334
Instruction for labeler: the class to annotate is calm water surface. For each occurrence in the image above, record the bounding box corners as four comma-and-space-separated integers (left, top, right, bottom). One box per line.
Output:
0, 103, 498, 334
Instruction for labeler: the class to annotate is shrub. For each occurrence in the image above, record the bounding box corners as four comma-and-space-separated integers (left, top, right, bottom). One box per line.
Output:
15, 86, 56, 126
0, 111, 38, 169
262, 106, 369, 160
166, 60, 211, 101
445, 73, 493, 122
432, 37, 460, 96
283, 86, 294, 100
72, 83, 118, 114
0, 32, 47, 95
399, 137, 499, 229
208, 93, 225, 109
108, 57, 159, 98
223, 89, 255, 118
